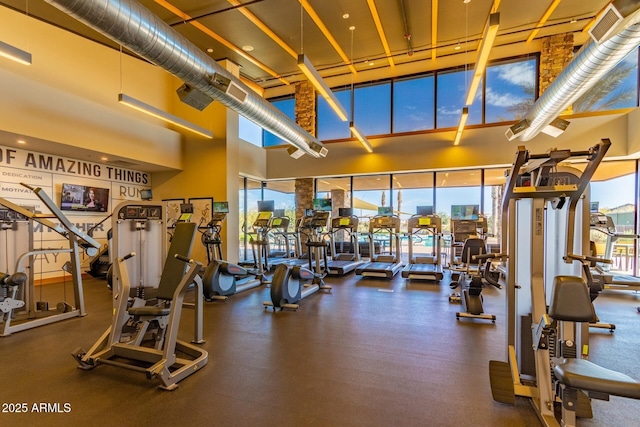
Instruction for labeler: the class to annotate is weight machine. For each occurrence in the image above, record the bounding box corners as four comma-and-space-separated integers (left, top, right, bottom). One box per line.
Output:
0, 183, 100, 336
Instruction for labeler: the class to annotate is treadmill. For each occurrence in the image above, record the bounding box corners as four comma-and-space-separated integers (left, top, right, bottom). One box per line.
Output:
590, 211, 640, 291
326, 208, 364, 275
402, 209, 444, 281
355, 210, 403, 279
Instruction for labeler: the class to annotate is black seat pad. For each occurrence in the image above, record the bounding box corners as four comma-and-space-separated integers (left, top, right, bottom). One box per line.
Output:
128, 306, 171, 317
554, 358, 640, 399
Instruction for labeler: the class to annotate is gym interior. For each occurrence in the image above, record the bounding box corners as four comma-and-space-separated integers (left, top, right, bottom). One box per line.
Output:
1, 1, 640, 426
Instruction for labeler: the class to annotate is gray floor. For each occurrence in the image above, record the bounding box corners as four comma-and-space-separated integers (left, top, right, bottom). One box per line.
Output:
1, 269, 638, 427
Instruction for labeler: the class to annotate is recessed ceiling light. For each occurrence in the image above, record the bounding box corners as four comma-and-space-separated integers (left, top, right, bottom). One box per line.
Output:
17, 139, 26, 144
101, 156, 108, 161
368, 62, 374, 66
206, 48, 213, 53
343, 13, 350, 19
349, 25, 356, 31
242, 45, 254, 52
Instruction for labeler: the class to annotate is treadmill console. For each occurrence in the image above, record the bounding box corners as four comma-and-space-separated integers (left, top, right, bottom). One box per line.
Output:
310, 211, 330, 229
370, 215, 399, 231
408, 214, 441, 232
253, 211, 273, 229
332, 215, 358, 229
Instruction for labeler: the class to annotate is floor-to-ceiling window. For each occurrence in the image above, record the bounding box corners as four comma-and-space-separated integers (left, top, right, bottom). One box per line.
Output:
392, 172, 435, 257
483, 168, 507, 248
352, 175, 391, 234
580, 161, 637, 275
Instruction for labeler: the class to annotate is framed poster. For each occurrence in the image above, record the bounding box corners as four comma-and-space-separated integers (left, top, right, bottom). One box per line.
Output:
188, 197, 213, 228
163, 198, 184, 228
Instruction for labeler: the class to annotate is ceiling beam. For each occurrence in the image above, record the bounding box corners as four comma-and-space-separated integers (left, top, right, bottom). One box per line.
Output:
153, 0, 289, 85
367, 0, 395, 67
526, 0, 563, 43
298, 0, 358, 74
226, 0, 298, 59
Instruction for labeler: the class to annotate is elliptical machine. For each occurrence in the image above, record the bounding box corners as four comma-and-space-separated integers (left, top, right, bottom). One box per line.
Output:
264, 211, 331, 311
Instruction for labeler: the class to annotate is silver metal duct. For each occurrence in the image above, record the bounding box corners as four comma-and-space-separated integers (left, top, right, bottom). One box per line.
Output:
509, 0, 640, 142
44, 0, 326, 158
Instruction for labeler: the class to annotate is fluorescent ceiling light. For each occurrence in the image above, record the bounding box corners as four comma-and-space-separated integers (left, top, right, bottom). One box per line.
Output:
453, 107, 469, 146
0, 40, 32, 65
465, 13, 500, 106
298, 54, 348, 122
349, 122, 373, 153
118, 93, 213, 139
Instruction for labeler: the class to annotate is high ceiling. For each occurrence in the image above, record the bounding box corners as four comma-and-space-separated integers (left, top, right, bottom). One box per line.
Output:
1, 0, 611, 95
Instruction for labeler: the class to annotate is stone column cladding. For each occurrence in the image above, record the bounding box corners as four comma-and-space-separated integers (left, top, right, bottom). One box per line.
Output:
295, 80, 316, 136
295, 178, 314, 221
539, 33, 574, 114
330, 189, 346, 218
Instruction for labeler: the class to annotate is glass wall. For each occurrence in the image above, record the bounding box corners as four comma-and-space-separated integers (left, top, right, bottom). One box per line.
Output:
393, 74, 435, 133
352, 175, 391, 234
436, 68, 482, 128
393, 172, 435, 257
573, 49, 639, 113
317, 88, 351, 141
239, 178, 264, 262
584, 160, 637, 274
263, 97, 295, 147
485, 57, 537, 123
316, 177, 352, 209
354, 82, 391, 136
483, 168, 507, 248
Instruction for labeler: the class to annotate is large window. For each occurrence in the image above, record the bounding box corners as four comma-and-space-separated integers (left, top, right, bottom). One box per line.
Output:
316, 177, 351, 209
435, 170, 481, 234
317, 88, 351, 140
573, 48, 639, 113
436, 69, 482, 128
393, 75, 435, 133
393, 172, 435, 257
263, 97, 295, 147
352, 175, 391, 233
354, 82, 391, 136
485, 58, 536, 123
239, 178, 263, 262
584, 161, 637, 274
239, 116, 262, 147
483, 168, 507, 247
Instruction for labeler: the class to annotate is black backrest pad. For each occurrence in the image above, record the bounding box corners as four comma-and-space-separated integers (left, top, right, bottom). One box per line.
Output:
461, 238, 486, 263
549, 275, 597, 322
157, 222, 197, 300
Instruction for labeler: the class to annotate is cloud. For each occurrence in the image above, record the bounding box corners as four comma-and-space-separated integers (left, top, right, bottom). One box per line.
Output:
496, 62, 535, 86
485, 88, 524, 107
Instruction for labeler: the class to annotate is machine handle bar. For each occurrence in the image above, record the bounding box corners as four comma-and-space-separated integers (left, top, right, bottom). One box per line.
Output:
174, 254, 193, 263
564, 253, 612, 265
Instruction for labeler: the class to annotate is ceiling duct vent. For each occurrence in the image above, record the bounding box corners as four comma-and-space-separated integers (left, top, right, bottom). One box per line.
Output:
209, 73, 247, 104
589, 3, 624, 43
227, 82, 248, 103
177, 84, 215, 111
505, 119, 530, 141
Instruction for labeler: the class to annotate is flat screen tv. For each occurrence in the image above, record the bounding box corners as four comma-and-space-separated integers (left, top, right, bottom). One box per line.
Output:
213, 201, 229, 213
378, 206, 393, 216
257, 200, 274, 212
338, 207, 353, 217
140, 189, 153, 200
313, 198, 332, 212
273, 208, 285, 217
451, 204, 479, 221
60, 183, 109, 212
416, 206, 434, 216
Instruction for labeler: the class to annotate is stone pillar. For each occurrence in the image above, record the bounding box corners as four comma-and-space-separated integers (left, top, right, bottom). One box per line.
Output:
539, 33, 574, 114
295, 178, 314, 220
295, 80, 316, 136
